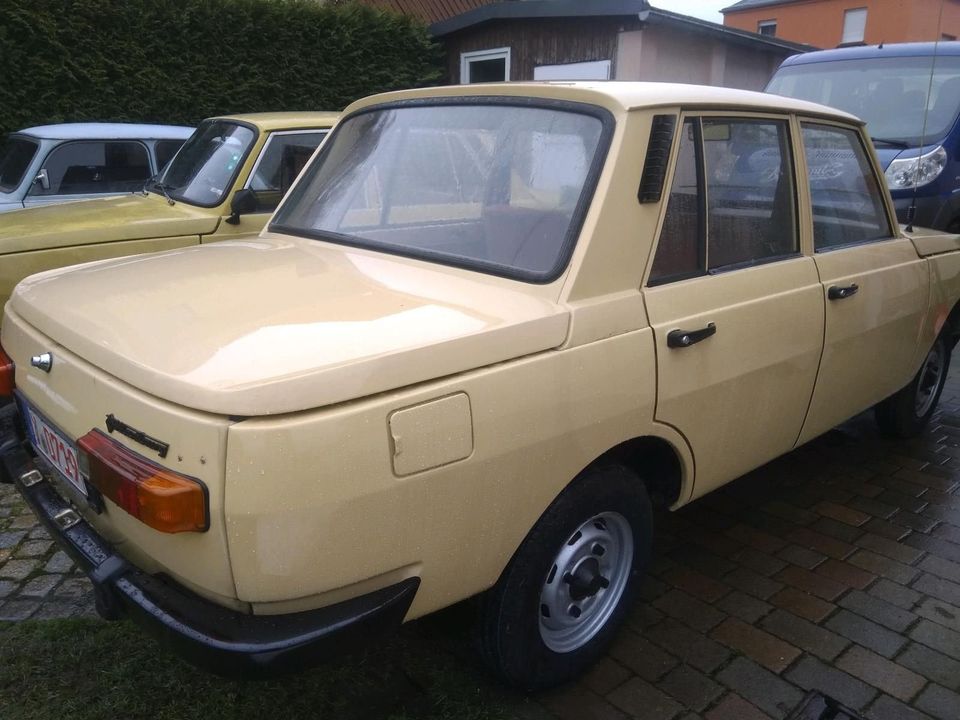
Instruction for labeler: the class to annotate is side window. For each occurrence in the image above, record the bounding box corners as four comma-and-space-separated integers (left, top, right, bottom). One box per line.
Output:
248, 132, 328, 213
650, 119, 704, 283
155, 139, 184, 173
28, 141, 150, 196
649, 116, 797, 284
802, 123, 892, 250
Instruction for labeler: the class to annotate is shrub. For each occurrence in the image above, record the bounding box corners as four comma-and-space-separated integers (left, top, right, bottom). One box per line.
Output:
0, 0, 443, 135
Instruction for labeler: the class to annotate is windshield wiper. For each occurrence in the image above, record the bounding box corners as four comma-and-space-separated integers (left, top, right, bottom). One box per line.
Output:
871, 136, 910, 149
150, 179, 176, 206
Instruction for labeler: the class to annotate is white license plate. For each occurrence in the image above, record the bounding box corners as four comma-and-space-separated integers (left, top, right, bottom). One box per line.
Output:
24, 405, 86, 496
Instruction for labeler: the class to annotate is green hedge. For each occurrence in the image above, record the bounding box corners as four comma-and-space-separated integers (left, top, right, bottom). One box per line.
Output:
0, 0, 443, 136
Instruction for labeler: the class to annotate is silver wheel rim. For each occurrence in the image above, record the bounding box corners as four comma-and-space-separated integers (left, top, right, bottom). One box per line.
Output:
915, 342, 946, 418
538, 511, 634, 654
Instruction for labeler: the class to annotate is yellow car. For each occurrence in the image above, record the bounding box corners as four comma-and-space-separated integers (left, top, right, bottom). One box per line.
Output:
2, 83, 959, 689
0, 112, 339, 312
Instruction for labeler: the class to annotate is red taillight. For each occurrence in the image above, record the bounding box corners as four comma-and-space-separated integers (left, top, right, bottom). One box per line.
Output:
0, 344, 13, 398
77, 430, 207, 533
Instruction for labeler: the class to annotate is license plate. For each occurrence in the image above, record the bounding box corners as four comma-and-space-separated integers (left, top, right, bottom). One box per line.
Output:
23, 405, 86, 496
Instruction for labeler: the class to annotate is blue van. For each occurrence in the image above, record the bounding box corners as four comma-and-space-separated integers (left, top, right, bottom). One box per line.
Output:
766, 43, 960, 231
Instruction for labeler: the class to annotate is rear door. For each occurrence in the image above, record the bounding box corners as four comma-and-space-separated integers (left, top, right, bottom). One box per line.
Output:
643, 114, 825, 499
796, 121, 929, 443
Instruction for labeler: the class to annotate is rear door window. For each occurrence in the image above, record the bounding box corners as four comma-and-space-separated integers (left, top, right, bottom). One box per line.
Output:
28, 141, 151, 196
649, 116, 798, 284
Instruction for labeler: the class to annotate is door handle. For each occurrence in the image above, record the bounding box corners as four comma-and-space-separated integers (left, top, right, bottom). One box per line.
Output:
667, 322, 716, 348
828, 283, 859, 300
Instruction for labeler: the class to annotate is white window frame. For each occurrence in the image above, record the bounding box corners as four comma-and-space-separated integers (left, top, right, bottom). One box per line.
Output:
460, 47, 511, 84
758, 20, 777, 36
841, 8, 868, 44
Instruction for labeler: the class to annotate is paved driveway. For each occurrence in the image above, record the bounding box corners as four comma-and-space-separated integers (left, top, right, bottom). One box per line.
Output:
4, 360, 960, 719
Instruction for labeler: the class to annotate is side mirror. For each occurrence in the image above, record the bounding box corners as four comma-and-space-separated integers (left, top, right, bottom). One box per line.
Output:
33, 169, 50, 191
226, 188, 258, 225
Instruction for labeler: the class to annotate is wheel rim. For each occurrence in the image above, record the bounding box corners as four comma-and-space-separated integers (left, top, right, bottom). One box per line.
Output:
538, 511, 634, 654
915, 342, 946, 418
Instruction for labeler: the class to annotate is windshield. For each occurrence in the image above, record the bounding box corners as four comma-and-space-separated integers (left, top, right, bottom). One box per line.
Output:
767, 56, 960, 146
0, 136, 39, 193
156, 120, 256, 206
272, 103, 606, 281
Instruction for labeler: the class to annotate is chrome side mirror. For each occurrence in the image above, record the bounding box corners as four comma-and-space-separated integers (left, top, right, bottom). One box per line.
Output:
33, 168, 50, 191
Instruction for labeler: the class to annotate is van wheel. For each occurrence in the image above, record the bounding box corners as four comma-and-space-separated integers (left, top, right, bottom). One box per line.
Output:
876, 333, 950, 438
478, 464, 652, 690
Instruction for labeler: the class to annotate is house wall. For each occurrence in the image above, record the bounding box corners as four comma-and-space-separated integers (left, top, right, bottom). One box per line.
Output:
443, 18, 627, 83
724, 0, 960, 47
615, 25, 788, 90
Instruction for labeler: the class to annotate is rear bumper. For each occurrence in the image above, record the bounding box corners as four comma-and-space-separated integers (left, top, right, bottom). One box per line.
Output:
0, 404, 418, 678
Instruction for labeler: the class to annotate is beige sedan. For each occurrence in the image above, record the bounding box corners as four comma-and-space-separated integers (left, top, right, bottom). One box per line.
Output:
2, 82, 959, 688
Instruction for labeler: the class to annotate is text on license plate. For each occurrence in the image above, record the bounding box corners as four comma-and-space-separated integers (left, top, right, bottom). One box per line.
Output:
26, 409, 86, 496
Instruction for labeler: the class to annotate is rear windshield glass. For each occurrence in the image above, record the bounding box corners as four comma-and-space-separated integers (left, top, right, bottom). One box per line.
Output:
271, 103, 606, 281
0, 136, 39, 193
767, 55, 960, 146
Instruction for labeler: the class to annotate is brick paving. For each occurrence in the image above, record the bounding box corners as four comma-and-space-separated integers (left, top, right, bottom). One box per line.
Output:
7, 360, 960, 718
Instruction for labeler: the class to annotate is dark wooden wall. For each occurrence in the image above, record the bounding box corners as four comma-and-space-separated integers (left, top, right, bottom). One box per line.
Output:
443, 18, 639, 83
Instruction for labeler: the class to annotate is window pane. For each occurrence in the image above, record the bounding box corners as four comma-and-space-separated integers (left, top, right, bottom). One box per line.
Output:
29, 141, 150, 196
0, 137, 38, 192
249, 132, 327, 212
703, 119, 797, 269
650, 120, 703, 283
273, 104, 605, 279
468, 58, 506, 83
159, 121, 255, 207
842, 8, 867, 43
802, 123, 891, 250
155, 140, 184, 173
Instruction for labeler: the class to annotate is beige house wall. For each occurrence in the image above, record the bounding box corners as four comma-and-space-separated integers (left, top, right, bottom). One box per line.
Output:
615, 25, 790, 91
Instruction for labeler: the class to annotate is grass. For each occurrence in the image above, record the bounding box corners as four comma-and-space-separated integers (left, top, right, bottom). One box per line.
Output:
0, 605, 551, 720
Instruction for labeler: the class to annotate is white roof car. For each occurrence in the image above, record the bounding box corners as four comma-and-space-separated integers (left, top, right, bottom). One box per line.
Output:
0, 122, 194, 213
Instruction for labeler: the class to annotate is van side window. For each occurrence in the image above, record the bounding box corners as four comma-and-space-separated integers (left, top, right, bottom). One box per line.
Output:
801, 123, 892, 250
649, 117, 797, 284
28, 141, 151, 196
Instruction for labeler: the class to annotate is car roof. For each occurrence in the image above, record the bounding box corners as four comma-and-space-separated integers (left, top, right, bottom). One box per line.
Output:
781, 41, 960, 67
344, 81, 860, 124
213, 112, 341, 132
15, 123, 195, 140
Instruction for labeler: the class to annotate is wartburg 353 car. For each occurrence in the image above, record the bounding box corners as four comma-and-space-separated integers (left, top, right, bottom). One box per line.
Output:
0, 112, 338, 313
2, 82, 960, 689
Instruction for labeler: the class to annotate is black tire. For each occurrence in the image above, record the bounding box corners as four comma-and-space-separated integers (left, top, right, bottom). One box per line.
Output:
875, 332, 951, 438
478, 464, 652, 690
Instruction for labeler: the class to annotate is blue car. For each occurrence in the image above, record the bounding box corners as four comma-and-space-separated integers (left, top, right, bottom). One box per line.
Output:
766, 42, 960, 231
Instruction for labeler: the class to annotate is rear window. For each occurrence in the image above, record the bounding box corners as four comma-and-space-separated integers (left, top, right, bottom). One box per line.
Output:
271, 102, 609, 282
0, 136, 39, 193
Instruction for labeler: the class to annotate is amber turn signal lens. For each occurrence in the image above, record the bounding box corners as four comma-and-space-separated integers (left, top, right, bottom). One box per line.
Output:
77, 430, 207, 533
0, 344, 14, 398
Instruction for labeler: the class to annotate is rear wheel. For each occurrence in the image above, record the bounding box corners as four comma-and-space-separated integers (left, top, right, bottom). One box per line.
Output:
478, 464, 652, 690
875, 333, 950, 438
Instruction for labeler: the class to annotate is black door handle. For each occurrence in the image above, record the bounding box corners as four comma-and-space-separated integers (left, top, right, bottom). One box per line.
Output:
828, 283, 859, 300
667, 322, 717, 348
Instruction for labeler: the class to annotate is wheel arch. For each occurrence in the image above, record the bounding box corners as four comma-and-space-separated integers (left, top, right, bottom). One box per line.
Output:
585, 432, 692, 510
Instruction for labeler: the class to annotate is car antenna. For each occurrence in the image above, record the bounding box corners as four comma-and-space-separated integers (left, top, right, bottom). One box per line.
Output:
906, 0, 945, 233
